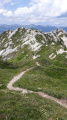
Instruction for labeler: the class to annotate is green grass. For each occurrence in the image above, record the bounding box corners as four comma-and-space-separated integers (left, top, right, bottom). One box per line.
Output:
0, 54, 35, 90
14, 46, 67, 99
0, 51, 67, 119
0, 43, 67, 99
0, 68, 22, 89
35, 34, 45, 43
0, 91, 67, 120
9, 45, 34, 63
14, 65, 67, 99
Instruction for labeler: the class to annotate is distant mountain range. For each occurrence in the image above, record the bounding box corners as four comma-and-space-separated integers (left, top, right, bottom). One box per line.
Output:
0, 24, 67, 33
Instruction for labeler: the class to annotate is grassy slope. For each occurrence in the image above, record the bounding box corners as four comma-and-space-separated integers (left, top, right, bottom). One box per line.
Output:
0, 32, 67, 119
14, 45, 67, 99
0, 91, 67, 120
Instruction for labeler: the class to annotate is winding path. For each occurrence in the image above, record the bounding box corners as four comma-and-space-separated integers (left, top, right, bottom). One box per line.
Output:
7, 68, 67, 108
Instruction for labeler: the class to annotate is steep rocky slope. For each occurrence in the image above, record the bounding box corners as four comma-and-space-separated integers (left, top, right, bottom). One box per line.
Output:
0, 28, 67, 61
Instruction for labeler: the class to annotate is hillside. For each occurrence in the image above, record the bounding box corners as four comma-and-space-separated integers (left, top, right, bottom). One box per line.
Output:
0, 28, 67, 120
0, 27, 67, 60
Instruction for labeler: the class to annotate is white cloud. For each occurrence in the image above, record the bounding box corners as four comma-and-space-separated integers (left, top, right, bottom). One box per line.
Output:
14, 6, 35, 16
0, 8, 13, 17
3, 11, 13, 17
31, 0, 67, 17
13, 0, 67, 18
0, 9, 6, 13
0, 0, 67, 26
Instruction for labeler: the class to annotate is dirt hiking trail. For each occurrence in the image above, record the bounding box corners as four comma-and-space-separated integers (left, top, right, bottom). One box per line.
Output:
7, 68, 67, 108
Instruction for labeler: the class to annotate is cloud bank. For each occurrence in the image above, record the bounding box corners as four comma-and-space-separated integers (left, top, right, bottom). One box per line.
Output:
0, 0, 67, 26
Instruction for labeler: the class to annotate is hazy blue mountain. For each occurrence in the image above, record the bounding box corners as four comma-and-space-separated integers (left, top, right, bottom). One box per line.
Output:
0, 24, 67, 33
0, 24, 21, 33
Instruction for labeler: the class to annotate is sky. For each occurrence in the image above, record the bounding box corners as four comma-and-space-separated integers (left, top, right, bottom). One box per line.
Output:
0, 0, 67, 26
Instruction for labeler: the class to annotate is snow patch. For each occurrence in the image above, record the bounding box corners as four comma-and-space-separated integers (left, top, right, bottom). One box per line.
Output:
57, 49, 67, 54
36, 61, 40, 66
49, 53, 56, 59
46, 44, 48, 46
0, 50, 5, 56
30, 44, 41, 51
65, 55, 67, 58
4, 43, 8, 47
58, 32, 63, 36
8, 29, 18, 39
42, 40, 45, 44
51, 42, 55, 45
61, 36, 67, 47
21, 30, 42, 51
2, 46, 18, 56
33, 55, 40, 59
0, 38, 5, 44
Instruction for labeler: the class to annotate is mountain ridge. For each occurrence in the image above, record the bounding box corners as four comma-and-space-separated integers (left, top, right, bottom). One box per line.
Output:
0, 27, 67, 61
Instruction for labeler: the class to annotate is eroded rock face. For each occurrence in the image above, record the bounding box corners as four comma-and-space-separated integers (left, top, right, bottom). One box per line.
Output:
0, 28, 67, 60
